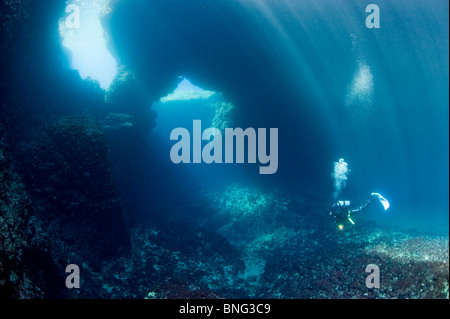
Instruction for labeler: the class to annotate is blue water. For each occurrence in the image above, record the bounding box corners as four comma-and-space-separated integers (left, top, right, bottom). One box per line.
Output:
97, 0, 448, 234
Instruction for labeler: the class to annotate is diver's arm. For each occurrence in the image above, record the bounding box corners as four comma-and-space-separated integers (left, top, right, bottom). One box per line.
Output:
349, 200, 372, 215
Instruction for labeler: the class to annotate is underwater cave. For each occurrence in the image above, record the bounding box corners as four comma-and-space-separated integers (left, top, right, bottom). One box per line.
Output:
0, 0, 448, 301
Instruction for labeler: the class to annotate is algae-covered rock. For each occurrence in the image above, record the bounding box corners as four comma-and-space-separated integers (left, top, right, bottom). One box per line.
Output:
212, 102, 236, 131
0, 129, 56, 298
104, 67, 156, 136
15, 114, 130, 269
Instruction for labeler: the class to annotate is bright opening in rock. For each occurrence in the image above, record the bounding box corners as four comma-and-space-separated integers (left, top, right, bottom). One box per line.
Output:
160, 77, 216, 103
59, 0, 117, 90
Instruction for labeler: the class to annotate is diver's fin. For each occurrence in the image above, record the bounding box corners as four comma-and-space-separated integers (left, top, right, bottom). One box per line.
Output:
371, 192, 390, 211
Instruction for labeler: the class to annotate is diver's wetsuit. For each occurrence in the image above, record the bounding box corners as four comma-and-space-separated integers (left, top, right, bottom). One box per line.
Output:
329, 199, 373, 229
349, 200, 372, 215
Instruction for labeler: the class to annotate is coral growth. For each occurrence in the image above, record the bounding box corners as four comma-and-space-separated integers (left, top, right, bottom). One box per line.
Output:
0, 128, 56, 298
12, 114, 129, 271
212, 102, 236, 131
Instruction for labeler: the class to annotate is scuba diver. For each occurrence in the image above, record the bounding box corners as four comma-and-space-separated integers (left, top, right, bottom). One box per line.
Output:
328, 193, 390, 230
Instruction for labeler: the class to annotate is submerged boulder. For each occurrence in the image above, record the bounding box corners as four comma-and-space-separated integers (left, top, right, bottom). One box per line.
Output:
0, 129, 58, 298
14, 114, 130, 270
